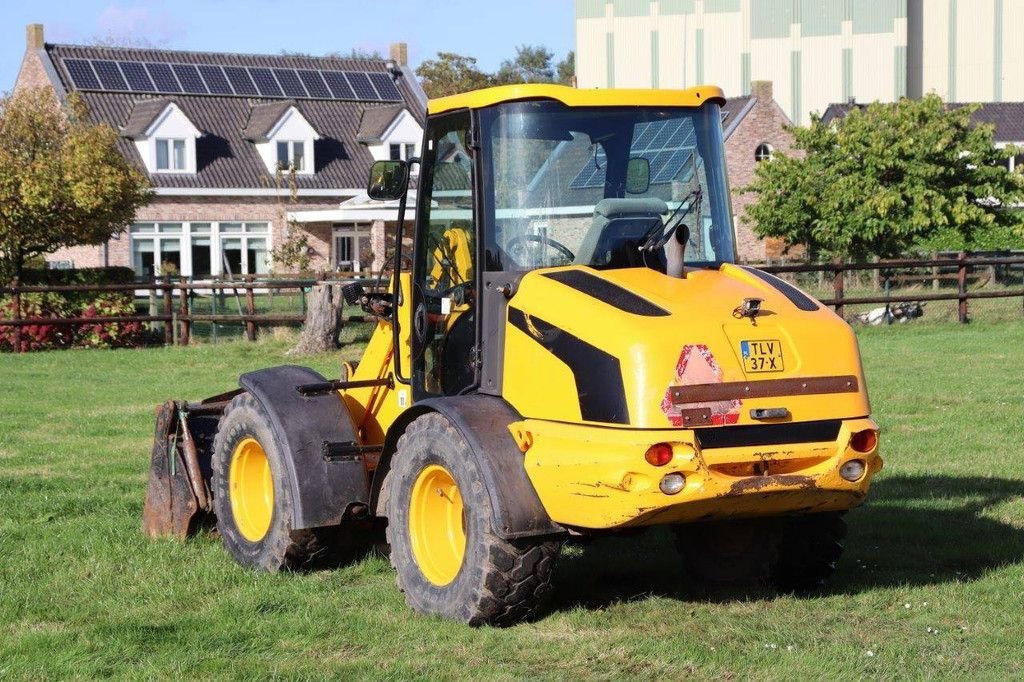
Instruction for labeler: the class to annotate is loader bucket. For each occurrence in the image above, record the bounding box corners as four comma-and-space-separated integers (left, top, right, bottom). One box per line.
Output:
142, 395, 232, 538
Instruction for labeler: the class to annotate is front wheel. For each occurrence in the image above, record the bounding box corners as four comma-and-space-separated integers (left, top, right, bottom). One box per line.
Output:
211, 393, 359, 571
385, 412, 561, 626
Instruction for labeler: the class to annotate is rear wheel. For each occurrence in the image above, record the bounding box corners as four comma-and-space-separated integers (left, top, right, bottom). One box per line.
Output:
673, 512, 846, 592
385, 412, 561, 626
212, 393, 353, 571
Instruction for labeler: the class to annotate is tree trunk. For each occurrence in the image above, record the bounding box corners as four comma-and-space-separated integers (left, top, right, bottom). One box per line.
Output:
288, 283, 344, 356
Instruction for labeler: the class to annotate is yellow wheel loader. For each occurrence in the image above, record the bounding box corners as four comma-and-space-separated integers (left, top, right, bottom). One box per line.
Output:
143, 84, 882, 626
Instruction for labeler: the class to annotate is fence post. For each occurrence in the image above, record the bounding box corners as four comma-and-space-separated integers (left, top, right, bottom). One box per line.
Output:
178, 277, 190, 346
958, 251, 969, 323
12, 277, 21, 354
245, 275, 256, 342
833, 257, 844, 318
162, 275, 173, 345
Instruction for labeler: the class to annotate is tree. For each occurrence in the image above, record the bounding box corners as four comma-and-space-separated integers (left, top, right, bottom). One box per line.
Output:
0, 89, 151, 281
556, 50, 575, 86
742, 95, 1024, 261
494, 45, 555, 85
415, 52, 493, 99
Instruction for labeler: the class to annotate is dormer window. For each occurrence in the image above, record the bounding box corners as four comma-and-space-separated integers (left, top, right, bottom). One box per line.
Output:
156, 138, 187, 171
244, 102, 320, 176
122, 99, 201, 175
389, 143, 416, 161
277, 141, 306, 172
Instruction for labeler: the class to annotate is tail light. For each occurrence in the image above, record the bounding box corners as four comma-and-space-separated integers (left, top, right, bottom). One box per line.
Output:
850, 429, 879, 454
645, 443, 673, 467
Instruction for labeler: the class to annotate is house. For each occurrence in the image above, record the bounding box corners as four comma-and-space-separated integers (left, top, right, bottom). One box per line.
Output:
822, 99, 1024, 172
13, 24, 427, 279
721, 81, 795, 262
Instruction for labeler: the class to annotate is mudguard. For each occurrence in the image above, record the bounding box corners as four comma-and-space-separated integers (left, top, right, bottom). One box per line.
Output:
239, 365, 368, 530
372, 394, 566, 540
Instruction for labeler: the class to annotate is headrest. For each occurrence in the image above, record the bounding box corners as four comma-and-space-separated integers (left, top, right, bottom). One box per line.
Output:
594, 198, 668, 219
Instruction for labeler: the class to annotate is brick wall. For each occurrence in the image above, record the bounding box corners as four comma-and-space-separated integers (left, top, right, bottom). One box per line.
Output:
725, 81, 797, 262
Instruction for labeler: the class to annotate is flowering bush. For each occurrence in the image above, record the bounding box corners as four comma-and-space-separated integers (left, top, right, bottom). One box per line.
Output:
0, 293, 74, 351
77, 295, 148, 349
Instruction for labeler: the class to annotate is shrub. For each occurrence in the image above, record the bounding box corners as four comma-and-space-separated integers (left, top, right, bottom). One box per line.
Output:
0, 293, 74, 352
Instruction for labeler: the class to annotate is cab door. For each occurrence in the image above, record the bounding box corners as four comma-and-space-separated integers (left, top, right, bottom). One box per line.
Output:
410, 110, 479, 399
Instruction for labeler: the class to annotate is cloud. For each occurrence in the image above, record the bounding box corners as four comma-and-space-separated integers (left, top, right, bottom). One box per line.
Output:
94, 4, 187, 47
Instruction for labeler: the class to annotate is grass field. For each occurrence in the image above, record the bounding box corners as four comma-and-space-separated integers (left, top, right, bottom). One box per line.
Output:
1, 322, 1023, 679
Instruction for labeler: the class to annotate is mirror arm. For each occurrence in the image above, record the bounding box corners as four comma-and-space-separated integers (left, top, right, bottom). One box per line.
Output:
390, 160, 415, 385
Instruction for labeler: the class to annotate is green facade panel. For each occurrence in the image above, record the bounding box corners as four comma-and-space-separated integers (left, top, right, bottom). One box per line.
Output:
851, 0, 904, 35
611, 0, 650, 17
651, 30, 660, 88
659, 0, 696, 15
696, 29, 705, 83
948, 0, 957, 101
894, 46, 907, 98
704, 0, 741, 13
577, 0, 607, 19
751, 0, 794, 40
842, 48, 853, 102
742, 52, 751, 95
801, 0, 844, 37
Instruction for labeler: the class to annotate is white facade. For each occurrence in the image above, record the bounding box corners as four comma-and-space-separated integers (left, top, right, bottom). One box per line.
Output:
253, 107, 320, 175
366, 109, 423, 163
577, 0, 1024, 124
130, 103, 202, 175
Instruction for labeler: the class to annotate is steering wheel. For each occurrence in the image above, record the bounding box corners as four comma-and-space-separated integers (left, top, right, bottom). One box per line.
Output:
505, 233, 575, 267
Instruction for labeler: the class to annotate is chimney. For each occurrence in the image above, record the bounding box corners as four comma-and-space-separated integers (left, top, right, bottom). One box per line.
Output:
389, 42, 408, 67
26, 23, 44, 51
750, 80, 773, 102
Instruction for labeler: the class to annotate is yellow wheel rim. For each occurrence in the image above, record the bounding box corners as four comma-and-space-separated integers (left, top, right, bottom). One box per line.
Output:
229, 436, 274, 542
408, 464, 466, 586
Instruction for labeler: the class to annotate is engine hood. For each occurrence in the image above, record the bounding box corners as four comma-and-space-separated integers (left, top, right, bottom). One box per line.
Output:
501, 265, 870, 429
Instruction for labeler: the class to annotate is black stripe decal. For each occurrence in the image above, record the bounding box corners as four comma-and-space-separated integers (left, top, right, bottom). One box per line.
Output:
741, 267, 820, 312
696, 419, 841, 449
543, 269, 670, 317
507, 307, 630, 424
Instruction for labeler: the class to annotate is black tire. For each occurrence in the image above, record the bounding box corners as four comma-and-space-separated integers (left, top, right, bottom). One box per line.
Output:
672, 512, 846, 592
212, 392, 352, 572
770, 512, 847, 592
385, 412, 561, 626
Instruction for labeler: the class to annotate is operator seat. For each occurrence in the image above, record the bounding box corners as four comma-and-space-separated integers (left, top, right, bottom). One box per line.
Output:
574, 198, 669, 271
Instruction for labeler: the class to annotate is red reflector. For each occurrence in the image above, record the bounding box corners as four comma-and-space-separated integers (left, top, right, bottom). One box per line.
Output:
645, 443, 673, 467
850, 430, 878, 453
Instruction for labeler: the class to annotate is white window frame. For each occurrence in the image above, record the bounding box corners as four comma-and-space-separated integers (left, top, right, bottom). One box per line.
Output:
129, 221, 272, 280
276, 140, 307, 172
332, 223, 372, 273
154, 138, 188, 172
755, 143, 774, 163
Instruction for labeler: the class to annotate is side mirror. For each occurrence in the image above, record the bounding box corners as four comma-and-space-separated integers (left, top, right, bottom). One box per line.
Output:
367, 160, 409, 200
626, 157, 650, 194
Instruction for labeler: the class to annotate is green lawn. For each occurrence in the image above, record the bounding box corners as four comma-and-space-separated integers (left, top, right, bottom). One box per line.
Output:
1, 323, 1023, 679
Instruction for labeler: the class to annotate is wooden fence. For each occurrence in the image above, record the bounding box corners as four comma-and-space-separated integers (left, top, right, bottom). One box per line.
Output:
758, 253, 1024, 322
2, 255, 1023, 352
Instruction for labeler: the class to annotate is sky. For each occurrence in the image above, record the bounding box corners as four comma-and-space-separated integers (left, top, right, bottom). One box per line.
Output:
1, 0, 576, 91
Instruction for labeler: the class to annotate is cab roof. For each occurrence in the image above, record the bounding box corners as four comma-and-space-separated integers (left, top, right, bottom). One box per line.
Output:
427, 84, 727, 115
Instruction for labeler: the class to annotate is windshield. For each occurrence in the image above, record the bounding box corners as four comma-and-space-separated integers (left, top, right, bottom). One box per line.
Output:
478, 101, 735, 274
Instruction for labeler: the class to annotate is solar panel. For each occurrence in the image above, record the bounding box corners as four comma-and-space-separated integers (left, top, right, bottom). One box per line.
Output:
322, 71, 355, 99
345, 72, 377, 100
368, 72, 402, 101
570, 118, 697, 189
297, 70, 331, 98
92, 60, 129, 91
119, 61, 155, 92
64, 59, 100, 89
198, 65, 233, 95
274, 69, 307, 98
171, 64, 208, 94
146, 63, 181, 93
223, 66, 258, 95
248, 68, 283, 97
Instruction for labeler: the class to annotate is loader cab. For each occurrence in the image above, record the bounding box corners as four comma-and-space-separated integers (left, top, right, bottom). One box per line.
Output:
370, 85, 738, 402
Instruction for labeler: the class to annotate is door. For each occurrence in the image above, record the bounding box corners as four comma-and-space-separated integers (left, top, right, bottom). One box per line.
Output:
333, 224, 371, 272
411, 110, 478, 399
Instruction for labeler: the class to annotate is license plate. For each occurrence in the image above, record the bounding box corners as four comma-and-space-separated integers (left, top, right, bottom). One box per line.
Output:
740, 339, 784, 373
